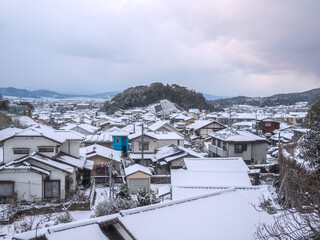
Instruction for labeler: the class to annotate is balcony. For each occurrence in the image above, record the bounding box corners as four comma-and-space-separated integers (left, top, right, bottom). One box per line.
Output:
208, 144, 228, 157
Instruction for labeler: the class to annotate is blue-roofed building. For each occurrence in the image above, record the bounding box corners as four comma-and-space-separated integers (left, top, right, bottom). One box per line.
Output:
111, 133, 129, 156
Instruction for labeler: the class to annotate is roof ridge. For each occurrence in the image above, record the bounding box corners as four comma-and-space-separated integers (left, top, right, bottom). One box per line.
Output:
119, 187, 235, 217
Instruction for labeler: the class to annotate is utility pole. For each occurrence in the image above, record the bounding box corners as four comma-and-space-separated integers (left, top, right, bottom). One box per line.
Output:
255, 108, 258, 134
141, 122, 144, 164
229, 107, 232, 127
109, 153, 113, 199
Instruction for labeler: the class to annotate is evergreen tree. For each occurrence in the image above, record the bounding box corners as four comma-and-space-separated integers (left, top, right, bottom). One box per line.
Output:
299, 100, 320, 170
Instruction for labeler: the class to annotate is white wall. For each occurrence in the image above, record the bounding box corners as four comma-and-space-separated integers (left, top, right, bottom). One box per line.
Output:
156, 139, 184, 148
60, 140, 80, 158
252, 142, 267, 164
0, 170, 43, 201
131, 136, 156, 154
26, 160, 68, 199
132, 137, 184, 153
3, 137, 59, 164
227, 143, 253, 161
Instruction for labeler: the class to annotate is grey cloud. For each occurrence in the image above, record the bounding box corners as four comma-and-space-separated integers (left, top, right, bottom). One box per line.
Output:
0, 0, 319, 96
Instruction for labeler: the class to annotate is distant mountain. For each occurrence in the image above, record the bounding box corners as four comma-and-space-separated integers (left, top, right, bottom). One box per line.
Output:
0, 87, 119, 99
102, 83, 216, 113
211, 88, 320, 108
202, 93, 228, 101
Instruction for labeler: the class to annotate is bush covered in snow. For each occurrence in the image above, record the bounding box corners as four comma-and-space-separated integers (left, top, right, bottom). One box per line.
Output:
54, 211, 74, 225
94, 200, 119, 217
136, 188, 159, 207
116, 184, 131, 200
94, 185, 159, 217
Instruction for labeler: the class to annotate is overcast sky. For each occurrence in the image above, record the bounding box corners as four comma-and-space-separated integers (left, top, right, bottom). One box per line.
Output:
1, 0, 320, 97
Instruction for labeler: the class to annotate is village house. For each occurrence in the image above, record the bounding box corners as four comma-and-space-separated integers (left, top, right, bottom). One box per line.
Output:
60, 123, 98, 135
206, 127, 267, 164
80, 144, 122, 184
259, 117, 280, 133
147, 120, 178, 133
129, 131, 184, 167
151, 144, 203, 174
186, 120, 227, 142
0, 125, 93, 202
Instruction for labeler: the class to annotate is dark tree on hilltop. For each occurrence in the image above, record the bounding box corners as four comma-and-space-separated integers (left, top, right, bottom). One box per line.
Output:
0, 95, 9, 111
102, 83, 215, 114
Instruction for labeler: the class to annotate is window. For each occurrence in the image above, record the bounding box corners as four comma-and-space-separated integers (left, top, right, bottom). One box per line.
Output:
13, 149, 29, 154
38, 147, 54, 153
265, 122, 272, 127
222, 142, 227, 151
139, 142, 149, 150
116, 138, 119, 144
0, 181, 14, 197
217, 140, 222, 148
234, 144, 247, 153
44, 180, 60, 198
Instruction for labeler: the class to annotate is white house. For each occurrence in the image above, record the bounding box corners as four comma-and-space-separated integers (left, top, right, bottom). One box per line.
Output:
0, 125, 92, 202
186, 120, 226, 142
206, 127, 267, 164
129, 131, 184, 167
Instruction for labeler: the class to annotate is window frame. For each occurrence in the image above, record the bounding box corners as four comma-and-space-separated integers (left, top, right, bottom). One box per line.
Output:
139, 142, 149, 150
44, 180, 60, 199
38, 147, 55, 153
13, 148, 30, 154
0, 181, 14, 197
234, 143, 247, 153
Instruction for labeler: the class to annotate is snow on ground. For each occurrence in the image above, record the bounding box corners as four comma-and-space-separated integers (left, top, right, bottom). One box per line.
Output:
0, 210, 93, 239
69, 211, 93, 220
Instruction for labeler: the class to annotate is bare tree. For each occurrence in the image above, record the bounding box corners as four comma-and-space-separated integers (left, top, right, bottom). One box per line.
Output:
255, 144, 320, 239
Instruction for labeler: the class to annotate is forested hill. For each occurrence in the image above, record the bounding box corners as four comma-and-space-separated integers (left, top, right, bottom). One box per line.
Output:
102, 83, 215, 113
211, 88, 320, 108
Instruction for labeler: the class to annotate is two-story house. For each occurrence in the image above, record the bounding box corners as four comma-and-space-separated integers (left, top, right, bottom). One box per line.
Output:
0, 125, 93, 202
206, 127, 267, 164
186, 120, 227, 142
128, 131, 184, 167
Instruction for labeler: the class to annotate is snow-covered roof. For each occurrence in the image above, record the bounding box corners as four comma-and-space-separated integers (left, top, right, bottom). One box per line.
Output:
54, 153, 92, 170
187, 120, 226, 131
14, 187, 274, 240
124, 164, 152, 176
184, 157, 249, 172
14, 152, 74, 174
148, 121, 177, 132
171, 169, 252, 187
1, 125, 85, 143
210, 127, 267, 142
80, 144, 122, 162
83, 133, 113, 143
129, 131, 184, 141
293, 128, 309, 133
61, 123, 98, 134
119, 187, 272, 240
0, 127, 23, 142
152, 144, 202, 163
16, 116, 37, 127
0, 161, 50, 175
